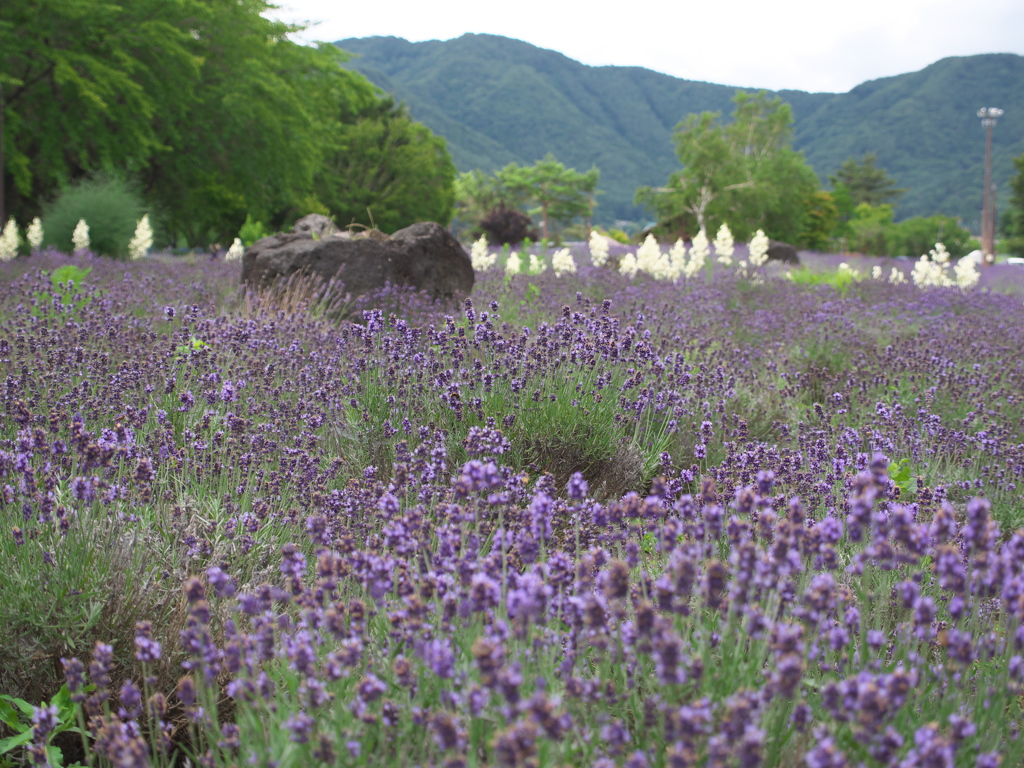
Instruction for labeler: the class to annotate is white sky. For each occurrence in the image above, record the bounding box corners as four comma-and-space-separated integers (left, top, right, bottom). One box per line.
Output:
267, 0, 1023, 93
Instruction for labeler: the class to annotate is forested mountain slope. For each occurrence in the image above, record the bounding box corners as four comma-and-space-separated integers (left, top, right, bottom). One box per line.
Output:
337, 34, 1023, 227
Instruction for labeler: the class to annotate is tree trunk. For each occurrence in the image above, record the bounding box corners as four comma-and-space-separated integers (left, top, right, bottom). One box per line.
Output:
541, 202, 549, 240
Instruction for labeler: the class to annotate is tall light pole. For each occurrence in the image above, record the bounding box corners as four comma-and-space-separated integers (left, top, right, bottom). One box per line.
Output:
978, 107, 1003, 265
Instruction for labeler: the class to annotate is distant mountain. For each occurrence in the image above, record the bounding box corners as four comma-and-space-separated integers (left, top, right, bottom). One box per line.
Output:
335, 34, 1024, 229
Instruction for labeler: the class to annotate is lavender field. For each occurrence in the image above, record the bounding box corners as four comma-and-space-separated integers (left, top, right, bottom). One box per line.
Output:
3, 246, 1024, 768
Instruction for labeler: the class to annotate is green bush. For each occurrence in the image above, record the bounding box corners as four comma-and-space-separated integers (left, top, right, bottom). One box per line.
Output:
841, 203, 974, 257
888, 213, 973, 258
238, 214, 272, 246
41, 176, 146, 259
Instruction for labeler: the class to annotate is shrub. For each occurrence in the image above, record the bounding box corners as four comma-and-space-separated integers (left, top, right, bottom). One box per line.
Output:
841, 203, 973, 257
478, 204, 537, 245
238, 214, 272, 246
889, 214, 973, 258
41, 176, 146, 259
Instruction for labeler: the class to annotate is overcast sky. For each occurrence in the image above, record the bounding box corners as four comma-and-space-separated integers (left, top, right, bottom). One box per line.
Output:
267, 0, 1023, 93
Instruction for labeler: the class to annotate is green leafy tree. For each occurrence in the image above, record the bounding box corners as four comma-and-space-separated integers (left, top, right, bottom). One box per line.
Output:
888, 213, 973, 258
140, 3, 380, 245
844, 202, 973, 257
0, 0, 201, 226
845, 203, 896, 255
798, 190, 840, 251
828, 153, 907, 208
1, 0, 385, 247
636, 91, 818, 242
315, 96, 456, 233
454, 157, 599, 241
498, 155, 599, 240
1006, 153, 1024, 256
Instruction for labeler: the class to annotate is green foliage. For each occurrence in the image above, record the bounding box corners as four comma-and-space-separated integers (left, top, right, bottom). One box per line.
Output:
315, 97, 456, 233
888, 458, 916, 501
1, 0, 387, 247
0, 685, 89, 767
786, 265, 860, 297
452, 170, 506, 239
238, 214, 271, 247
40, 176, 144, 258
0, 0, 201, 226
888, 213, 973, 258
637, 90, 819, 242
828, 153, 906, 207
497, 154, 599, 240
49, 265, 91, 293
337, 35, 1024, 227
842, 203, 973, 257
844, 203, 896, 255
144, 10, 380, 246
456, 157, 599, 241
798, 190, 840, 250
30, 265, 95, 320
1006, 153, 1024, 257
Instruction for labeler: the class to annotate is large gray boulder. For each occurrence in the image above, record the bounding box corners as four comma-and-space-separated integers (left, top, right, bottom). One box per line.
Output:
291, 213, 338, 239
241, 221, 474, 301
767, 240, 800, 264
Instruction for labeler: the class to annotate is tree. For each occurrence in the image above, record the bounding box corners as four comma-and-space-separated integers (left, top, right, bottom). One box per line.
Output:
827, 153, 906, 207
314, 96, 456, 234
1, 0, 387, 246
454, 156, 599, 241
498, 155, 599, 240
1005, 153, 1024, 257
636, 91, 818, 241
798, 191, 840, 251
140, 2, 380, 245
843, 203, 973, 257
0, 0, 201, 226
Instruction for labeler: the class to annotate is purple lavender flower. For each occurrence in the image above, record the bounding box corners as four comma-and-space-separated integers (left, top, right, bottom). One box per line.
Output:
284, 711, 316, 743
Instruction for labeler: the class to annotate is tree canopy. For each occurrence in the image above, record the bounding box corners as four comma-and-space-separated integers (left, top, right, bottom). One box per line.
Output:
636, 91, 819, 243
1005, 153, 1024, 256
454, 156, 599, 241
1, 0, 456, 246
314, 97, 456, 234
827, 153, 907, 208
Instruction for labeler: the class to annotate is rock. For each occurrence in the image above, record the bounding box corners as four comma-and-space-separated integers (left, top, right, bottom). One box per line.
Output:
291, 213, 338, 239
767, 240, 800, 264
241, 221, 474, 302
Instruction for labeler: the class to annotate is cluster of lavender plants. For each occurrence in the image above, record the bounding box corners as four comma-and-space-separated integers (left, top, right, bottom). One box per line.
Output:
2, 248, 1024, 767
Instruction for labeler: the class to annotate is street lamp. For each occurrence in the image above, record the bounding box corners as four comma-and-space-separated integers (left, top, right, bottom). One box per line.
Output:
978, 107, 1003, 265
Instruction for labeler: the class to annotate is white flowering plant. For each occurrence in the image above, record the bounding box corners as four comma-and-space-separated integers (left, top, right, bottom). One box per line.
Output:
226, 238, 245, 262
713, 223, 735, 266
72, 219, 90, 252
0, 219, 20, 261
619, 251, 638, 279
505, 251, 522, 276
669, 239, 689, 281
748, 230, 770, 268
636, 234, 674, 280
128, 215, 154, 260
588, 230, 609, 267
551, 248, 577, 278
27, 218, 44, 252
470, 235, 496, 272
